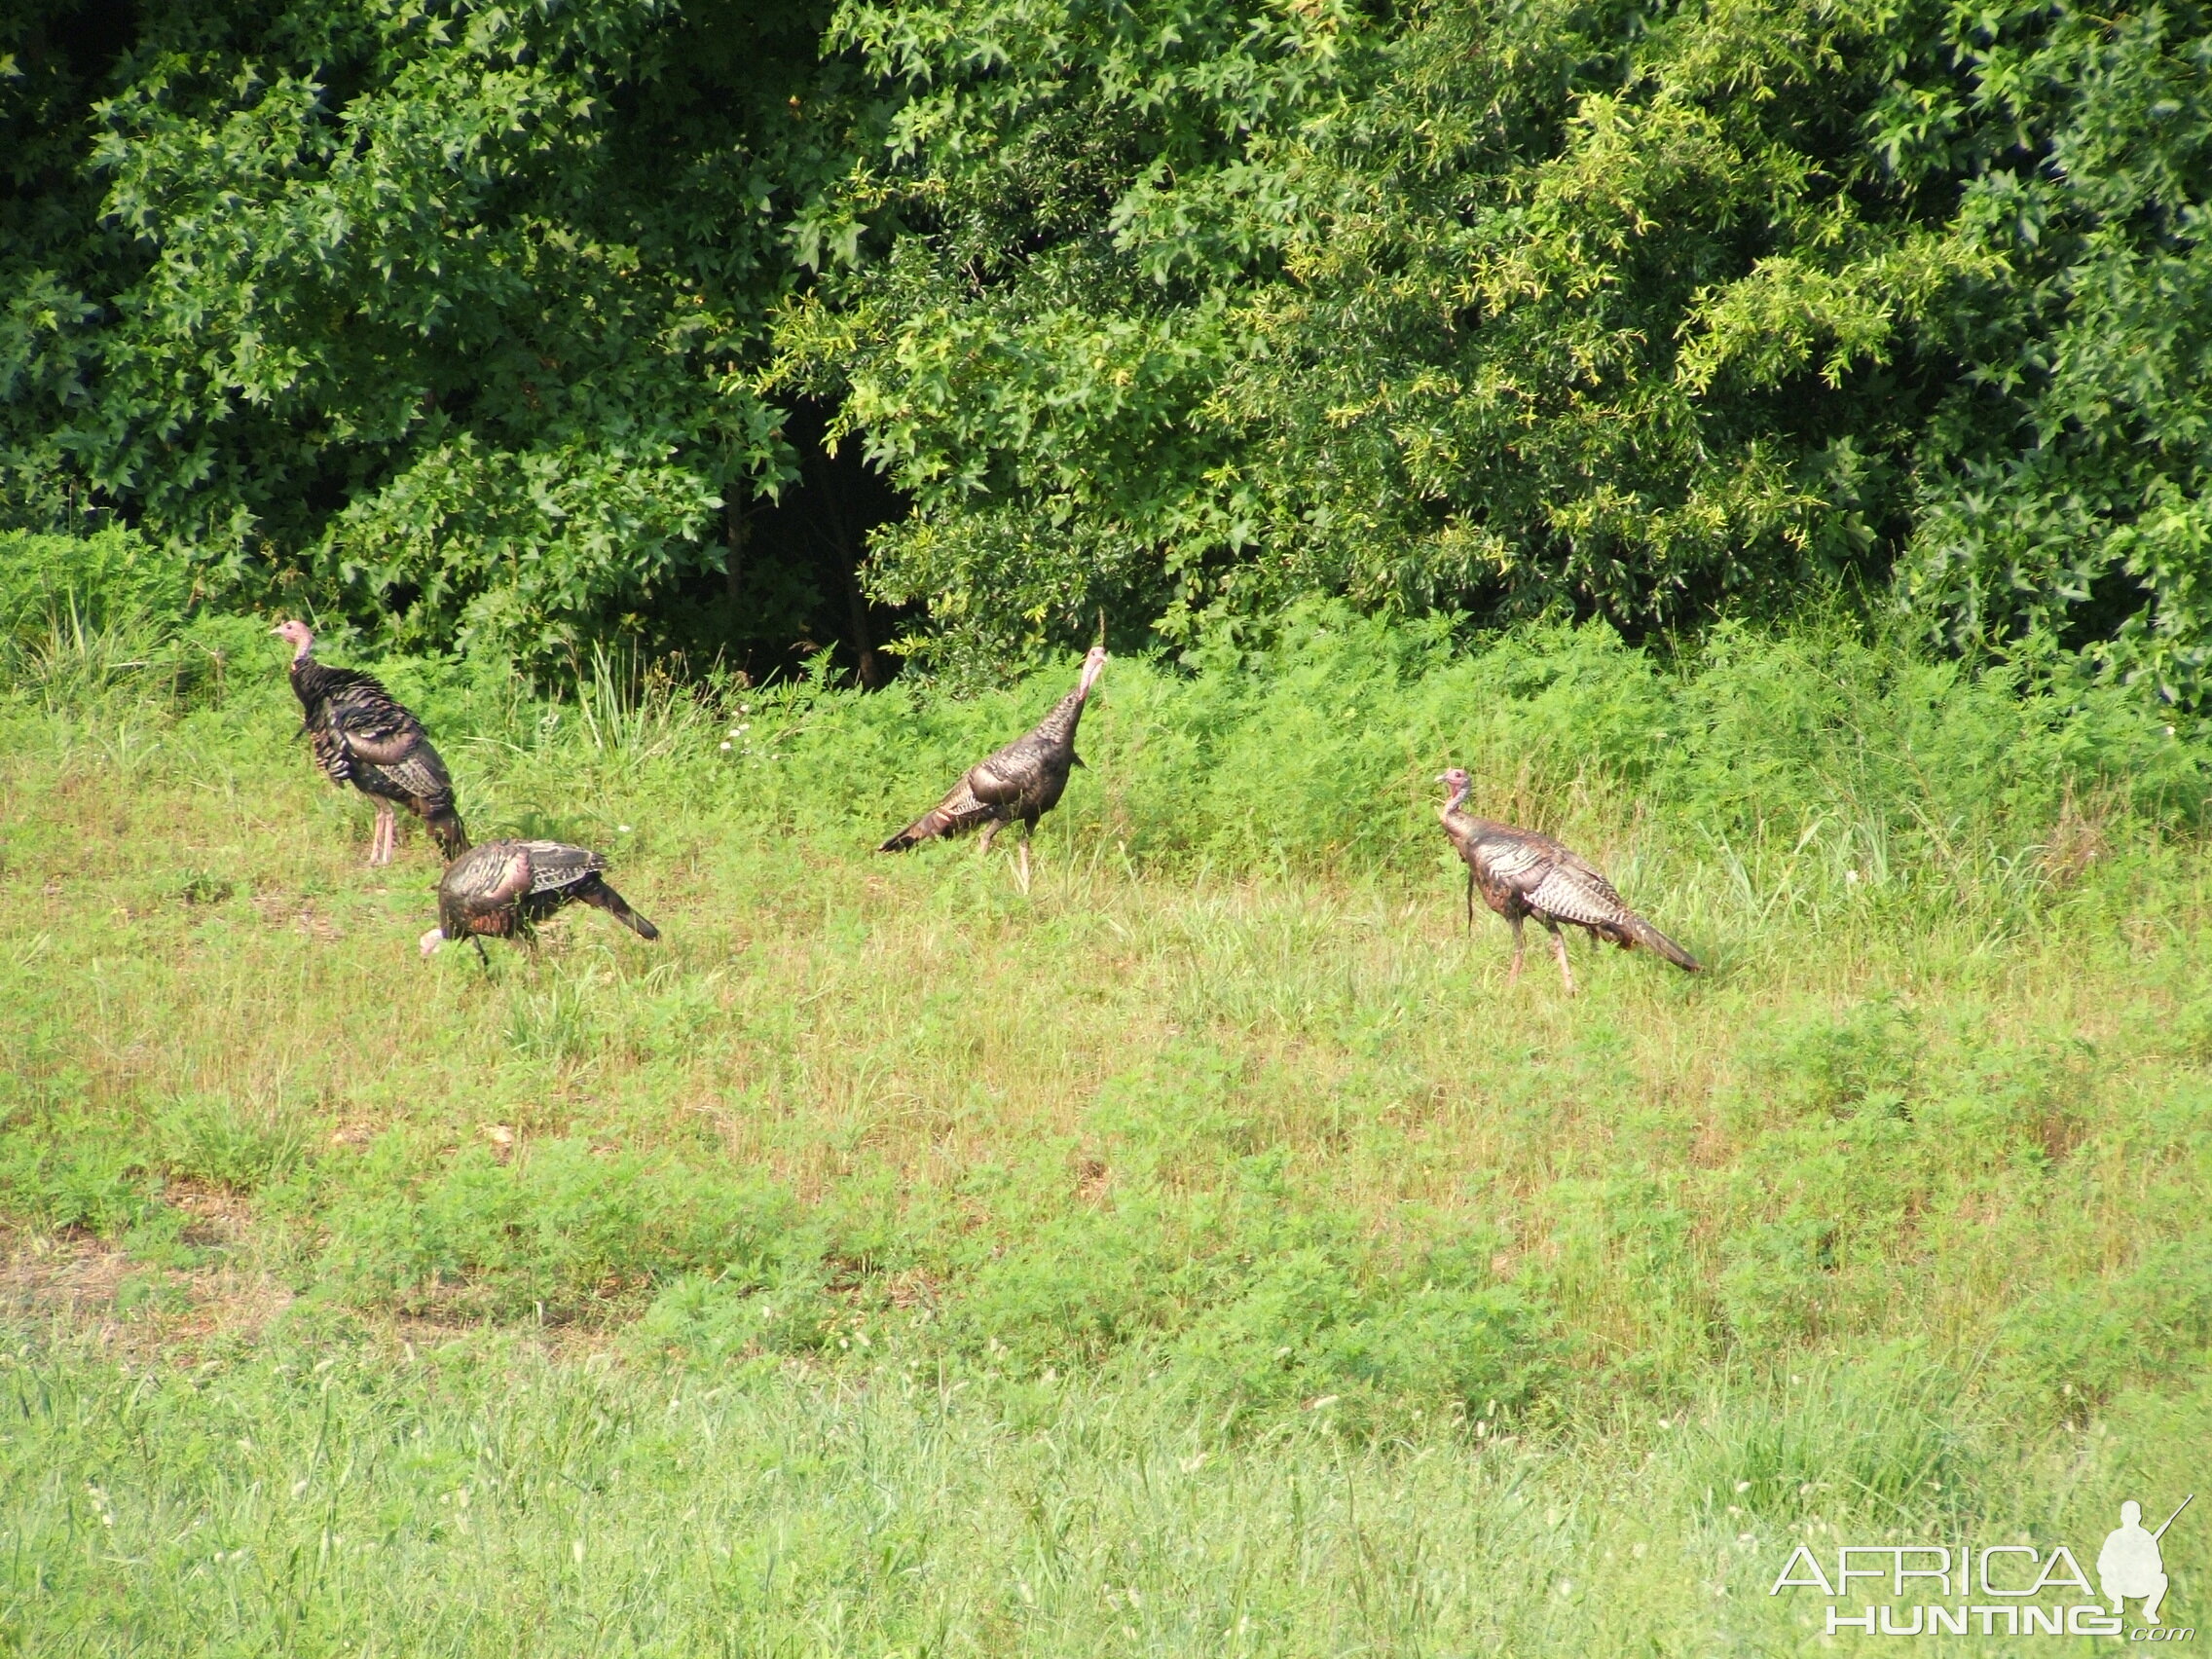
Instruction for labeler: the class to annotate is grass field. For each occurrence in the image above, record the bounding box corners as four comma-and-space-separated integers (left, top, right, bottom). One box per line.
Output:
0, 588, 2207, 1652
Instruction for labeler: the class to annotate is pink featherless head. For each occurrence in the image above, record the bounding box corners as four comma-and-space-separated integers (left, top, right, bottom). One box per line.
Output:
1078, 644, 1108, 697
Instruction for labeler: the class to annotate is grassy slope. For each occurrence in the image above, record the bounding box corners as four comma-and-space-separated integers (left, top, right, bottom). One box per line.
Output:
0, 603, 2207, 1652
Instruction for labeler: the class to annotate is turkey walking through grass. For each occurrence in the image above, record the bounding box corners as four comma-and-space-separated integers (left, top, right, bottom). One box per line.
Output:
878, 644, 1107, 891
1435, 767, 1699, 992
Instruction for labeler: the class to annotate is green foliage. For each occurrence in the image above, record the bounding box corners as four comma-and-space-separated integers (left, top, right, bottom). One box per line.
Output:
1687, 1352, 1983, 1526
318, 1137, 801, 1319
780, 0, 2212, 697
0, 1110, 158, 1235
1171, 1237, 1548, 1437
0, 527, 191, 635
150, 1091, 311, 1195
1999, 1239, 2212, 1419
10, 1328, 2197, 1656
728, 601, 2203, 895
1, 0, 852, 661
12, 3, 2212, 685
634, 1265, 843, 1360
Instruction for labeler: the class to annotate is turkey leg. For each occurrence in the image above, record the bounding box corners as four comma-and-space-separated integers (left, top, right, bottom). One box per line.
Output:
1544, 919, 1576, 994
1015, 824, 1033, 894
1507, 915, 1526, 983
370, 802, 396, 866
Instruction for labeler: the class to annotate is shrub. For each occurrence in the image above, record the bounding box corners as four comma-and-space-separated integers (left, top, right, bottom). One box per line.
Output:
0, 1110, 160, 1236
150, 1092, 312, 1195
1996, 1241, 2212, 1420
1170, 1241, 1551, 1438
0, 529, 192, 638
319, 1139, 802, 1320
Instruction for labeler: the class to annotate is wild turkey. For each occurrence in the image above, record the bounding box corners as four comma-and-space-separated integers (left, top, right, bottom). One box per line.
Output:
419, 838, 659, 961
274, 620, 467, 866
878, 644, 1107, 890
1435, 767, 1700, 991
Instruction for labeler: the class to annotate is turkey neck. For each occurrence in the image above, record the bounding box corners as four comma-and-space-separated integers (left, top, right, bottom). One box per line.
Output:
1029, 683, 1092, 751
288, 653, 343, 712
1440, 791, 1513, 840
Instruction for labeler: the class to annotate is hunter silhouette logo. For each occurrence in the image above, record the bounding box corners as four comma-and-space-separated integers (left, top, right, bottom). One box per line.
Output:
1769, 1492, 2195, 1640
2102, 1495, 2191, 1628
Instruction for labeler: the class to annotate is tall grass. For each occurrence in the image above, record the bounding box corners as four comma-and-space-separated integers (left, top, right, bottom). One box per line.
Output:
3, 1324, 2197, 1655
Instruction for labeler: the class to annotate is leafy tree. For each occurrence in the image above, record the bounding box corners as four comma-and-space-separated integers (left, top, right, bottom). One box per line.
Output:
786, 0, 2212, 702
12, 0, 2212, 701
1, 0, 860, 663
1886, 0, 2212, 704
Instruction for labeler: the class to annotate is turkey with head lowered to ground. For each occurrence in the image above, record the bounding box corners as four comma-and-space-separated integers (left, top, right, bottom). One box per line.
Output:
421, 838, 658, 963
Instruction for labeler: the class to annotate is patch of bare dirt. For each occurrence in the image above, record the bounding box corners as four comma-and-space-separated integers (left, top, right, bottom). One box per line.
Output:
251, 892, 342, 940
0, 1229, 294, 1359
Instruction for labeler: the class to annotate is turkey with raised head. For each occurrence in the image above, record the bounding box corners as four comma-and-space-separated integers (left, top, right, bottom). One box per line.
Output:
420, 838, 659, 962
1435, 767, 1699, 992
877, 643, 1107, 891
274, 620, 466, 866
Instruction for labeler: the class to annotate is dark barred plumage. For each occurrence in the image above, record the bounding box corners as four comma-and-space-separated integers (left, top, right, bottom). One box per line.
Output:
424, 839, 658, 959
1436, 768, 1699, 991
879, 645, 1107, 888
279, 623, 466, 865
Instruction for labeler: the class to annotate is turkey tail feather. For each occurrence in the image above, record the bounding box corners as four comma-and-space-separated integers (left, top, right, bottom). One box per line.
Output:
427, 810, 469, 859
1625, 912, 1701, 971
878, 814, 939, 853
582, 879, 659, 940
879, 785, 991, 852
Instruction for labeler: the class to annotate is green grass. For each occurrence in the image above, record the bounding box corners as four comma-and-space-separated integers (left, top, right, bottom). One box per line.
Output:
0, 582, 2207, 1651
3, 1326, 2201, 1655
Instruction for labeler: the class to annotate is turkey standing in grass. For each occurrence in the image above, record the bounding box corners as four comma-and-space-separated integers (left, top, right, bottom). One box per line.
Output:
1435, 767, 1699, 992
274, 620, 466, 866
420, 838, 659, 962
877, 643, 1107, 891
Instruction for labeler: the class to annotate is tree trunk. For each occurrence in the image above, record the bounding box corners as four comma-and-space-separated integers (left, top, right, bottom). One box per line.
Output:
841, 559, 880, 690
725, 497, 749, 606
803, 447, 882, 690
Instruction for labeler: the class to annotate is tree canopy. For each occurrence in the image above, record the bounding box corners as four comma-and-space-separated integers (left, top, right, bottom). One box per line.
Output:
9, 0, 2212, 697
2, 0, 855, 662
